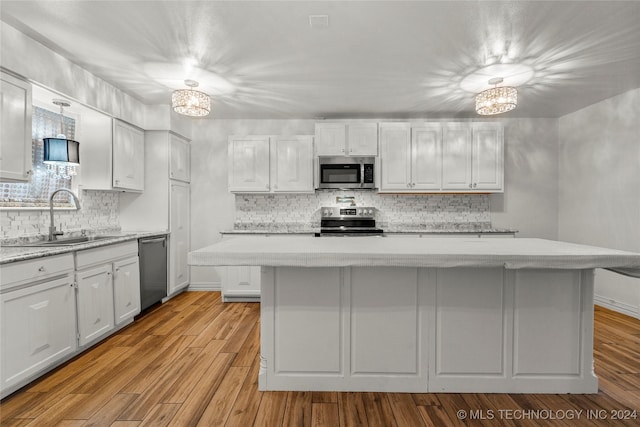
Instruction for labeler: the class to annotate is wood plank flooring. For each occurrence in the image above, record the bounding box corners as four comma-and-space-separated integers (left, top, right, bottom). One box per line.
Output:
1, 291, 639, 426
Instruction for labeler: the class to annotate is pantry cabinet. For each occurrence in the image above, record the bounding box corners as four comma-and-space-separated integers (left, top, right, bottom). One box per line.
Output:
0, 254, 76, 396
315, 122, 378, 156
81, 117, 145, 192
169, 180, 190, 295
119, 130, 191, 298
228, 135, 314, 193
0, 71, 33, 182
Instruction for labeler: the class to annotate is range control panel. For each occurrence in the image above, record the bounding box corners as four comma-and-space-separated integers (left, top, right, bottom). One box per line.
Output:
321, 206, 376, 219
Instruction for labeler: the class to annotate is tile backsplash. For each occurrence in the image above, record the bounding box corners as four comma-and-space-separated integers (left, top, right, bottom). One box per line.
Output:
235, 191, 491, 231
0, 190, 119, 240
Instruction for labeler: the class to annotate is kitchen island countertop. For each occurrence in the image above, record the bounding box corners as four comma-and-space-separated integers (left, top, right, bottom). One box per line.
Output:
189, 235, 640, 272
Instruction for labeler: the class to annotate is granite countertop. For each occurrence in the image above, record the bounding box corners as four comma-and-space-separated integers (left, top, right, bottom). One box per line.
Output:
221, 228, 518, 235
190, 236, 640, 272
0, 230, 168, 264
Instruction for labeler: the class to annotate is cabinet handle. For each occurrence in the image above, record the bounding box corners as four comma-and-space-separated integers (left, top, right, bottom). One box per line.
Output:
406, 183, 411, 188
469, 183, 473, 188
107, 271, 112, 276
38, 266, 45, 272
26, 170, 33, 175
115, 180, 120, 185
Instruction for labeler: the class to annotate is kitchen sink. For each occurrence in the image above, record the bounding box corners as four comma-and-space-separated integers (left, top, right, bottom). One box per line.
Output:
5, 235, 134, 247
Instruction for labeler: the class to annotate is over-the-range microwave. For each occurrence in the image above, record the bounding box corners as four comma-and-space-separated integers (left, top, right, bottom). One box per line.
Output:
317, 156, 376, 190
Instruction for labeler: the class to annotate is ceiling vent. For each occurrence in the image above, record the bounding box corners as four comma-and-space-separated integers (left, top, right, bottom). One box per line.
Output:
309, 15, 329, 29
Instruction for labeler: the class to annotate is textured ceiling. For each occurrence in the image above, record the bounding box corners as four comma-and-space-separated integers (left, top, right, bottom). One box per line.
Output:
2, 1, 640, 119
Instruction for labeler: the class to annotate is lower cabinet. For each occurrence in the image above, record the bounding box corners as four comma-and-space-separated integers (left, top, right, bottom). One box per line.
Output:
76, 265, 115, 347
0, 254, 77, 398
222, 266, 261, 302
76, 241, 141, 347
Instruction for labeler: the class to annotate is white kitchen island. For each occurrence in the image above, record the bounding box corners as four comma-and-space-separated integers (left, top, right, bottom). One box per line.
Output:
189, 236, 640, 394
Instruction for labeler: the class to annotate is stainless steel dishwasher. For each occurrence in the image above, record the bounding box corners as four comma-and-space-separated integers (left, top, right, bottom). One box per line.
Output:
138, 235, 168, 311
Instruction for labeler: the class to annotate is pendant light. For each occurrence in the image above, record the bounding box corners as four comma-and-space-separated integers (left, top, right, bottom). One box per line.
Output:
172, 80, 211, 117
43, 99, 80, 165
475, 77, 518, 115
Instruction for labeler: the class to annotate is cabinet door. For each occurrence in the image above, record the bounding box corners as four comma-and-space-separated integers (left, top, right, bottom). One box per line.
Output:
112, 119, 145, 191
169, 181, 190, 295
315, 123, 346, 156
472, 123, 504, 191
113, 257, 141, 324
0, 72, 32, 182
412, 125, 442, 190
271, 136, 314, 193
169, 134, 191, 182
379, 123, 411, 191
347, 123, 378, 156
222, 266, 261, 301
441, 124, 472, 190
0, 275, 76, 391
228, 135, 270, 192
76, 265, 115, 347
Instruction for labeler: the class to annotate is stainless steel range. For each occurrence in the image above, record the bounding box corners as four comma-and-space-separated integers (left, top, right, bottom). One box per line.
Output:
316, 206, 384, 236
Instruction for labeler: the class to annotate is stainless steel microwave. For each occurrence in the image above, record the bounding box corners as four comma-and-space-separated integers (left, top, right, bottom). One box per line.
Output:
317, 156, 376, 189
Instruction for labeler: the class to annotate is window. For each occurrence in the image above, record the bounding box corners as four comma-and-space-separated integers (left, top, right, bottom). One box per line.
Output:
0, 106, 78, 208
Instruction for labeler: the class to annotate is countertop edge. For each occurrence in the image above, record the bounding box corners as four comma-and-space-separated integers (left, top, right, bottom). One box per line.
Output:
1, 230, 169, 264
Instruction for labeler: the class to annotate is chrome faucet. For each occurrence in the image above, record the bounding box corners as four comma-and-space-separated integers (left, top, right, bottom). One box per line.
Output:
49, 189, 81, 241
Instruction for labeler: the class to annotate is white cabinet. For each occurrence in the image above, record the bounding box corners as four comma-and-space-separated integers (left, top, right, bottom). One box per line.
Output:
442, 122, 503, 191
471, 123, 504, 191
169, 133, 190, 182
80, 117, 145, 192
441, 123, 473, 190
378, 122, 503, 193
0, 71, 32, 182
228, 135, 314, 193
170, 180, 190, 295
119, 130, 192, 298
112, 120, 145, 191
75, 241, 140, 347
271, 135, 314, 192
228, 135, 270, 192
379, 123, 442, 192
379, 123, 411, 191
113, 257, 142, 324
315, 122, 378, 156
222, 266, 261, 302
0, 254, 76, 397
76, 264, 115, 347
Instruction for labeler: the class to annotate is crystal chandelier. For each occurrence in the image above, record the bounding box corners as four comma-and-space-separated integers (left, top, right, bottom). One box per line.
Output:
475, 77, 517, 115
172, 80, 211, 117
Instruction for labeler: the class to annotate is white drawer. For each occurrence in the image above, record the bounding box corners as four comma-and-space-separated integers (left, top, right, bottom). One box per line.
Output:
76, 241, 138, 270
1, 254, 75, 291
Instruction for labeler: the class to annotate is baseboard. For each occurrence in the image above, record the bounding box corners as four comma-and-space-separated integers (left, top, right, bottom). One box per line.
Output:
594, 294, 640, 319
188, 281, 221, 291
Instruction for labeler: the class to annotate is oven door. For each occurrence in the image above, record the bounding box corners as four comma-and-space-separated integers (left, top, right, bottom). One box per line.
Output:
318, 163, 362, 189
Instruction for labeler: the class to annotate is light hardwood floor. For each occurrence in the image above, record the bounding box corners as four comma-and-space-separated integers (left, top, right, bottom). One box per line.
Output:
1, 291, 639, 426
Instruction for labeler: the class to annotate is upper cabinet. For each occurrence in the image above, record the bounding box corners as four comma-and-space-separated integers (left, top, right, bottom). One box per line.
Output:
228, 135, 271, 192
81, 117, 144, 192
441, 123, 503, 191
0, 72, 33, 182
228, 135, 314, 193
315, 122, 378, 156
112, 120, 145, 191
379, 122, 503, 193
169, 133, 190, 182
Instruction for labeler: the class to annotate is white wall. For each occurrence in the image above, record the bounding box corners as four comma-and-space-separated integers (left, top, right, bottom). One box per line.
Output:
558, 88, 640, 318
189, 117, 561, 286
